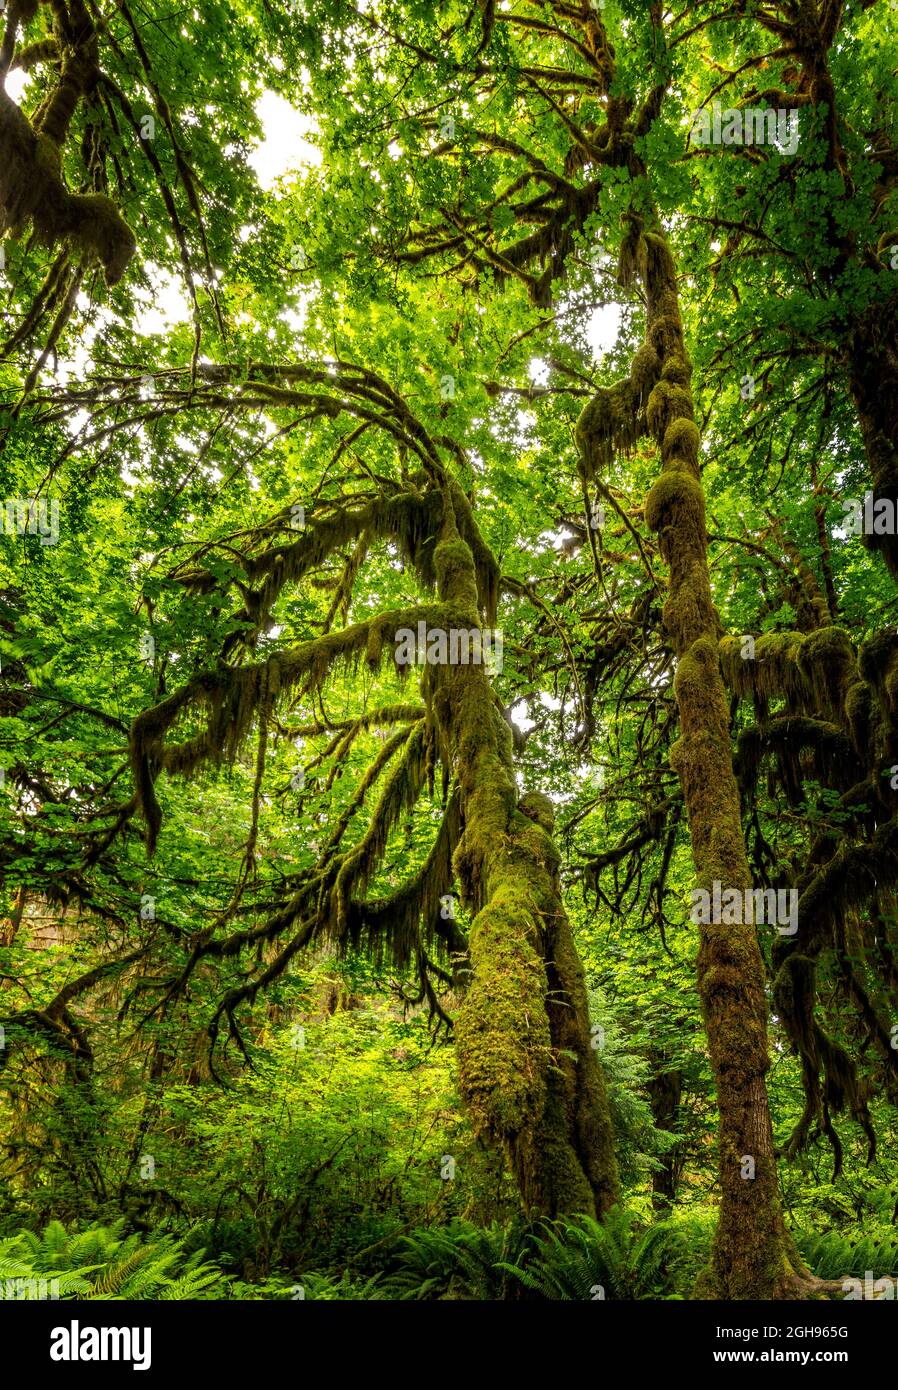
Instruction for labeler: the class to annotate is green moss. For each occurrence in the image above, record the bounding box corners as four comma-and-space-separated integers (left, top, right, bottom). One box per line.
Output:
447, 643, 619, 1215
795, 626, 856, 717
434, 535, 480, 611
523, 1085, 597, 1217
646, 381, 694, 441
845, 677, 874, 759
0, 93, 135, 286
661, 352, 691, 385
629, 342, 661, 404
574, 379, 642, 475
649, 315, 683, 358
517, 790, 555, 831
644, 470, 705, 534
617, 218, 648, 289
859, 630, 898, 687
719, 630, 806, 702
644, 230, 678, 283
454, 891, 550, 1141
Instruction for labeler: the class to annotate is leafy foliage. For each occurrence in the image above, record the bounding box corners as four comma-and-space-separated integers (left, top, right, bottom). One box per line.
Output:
0, 1220, 228, 1299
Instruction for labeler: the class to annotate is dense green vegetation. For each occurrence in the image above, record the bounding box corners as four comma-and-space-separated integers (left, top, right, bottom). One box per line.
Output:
1, 0, 897, 1301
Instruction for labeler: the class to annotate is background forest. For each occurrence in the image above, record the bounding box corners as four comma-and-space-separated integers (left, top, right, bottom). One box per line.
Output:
0, 0, 897, 1303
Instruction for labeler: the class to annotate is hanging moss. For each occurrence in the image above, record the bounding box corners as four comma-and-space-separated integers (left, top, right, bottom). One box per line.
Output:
192, 492, 442, 652
0, 90, 135, 285
719, 630, 806, 703
574, 378, 644, 477
330, 723, 428, 938
617, 214, 648, 289
859, 631, 898, 704
346, 790, 465, 973
845, 677, 876, 762
735, 717, 856, 804
795, 626, 856, 719
773, 944, 876, 1173
130, 605, 440, 850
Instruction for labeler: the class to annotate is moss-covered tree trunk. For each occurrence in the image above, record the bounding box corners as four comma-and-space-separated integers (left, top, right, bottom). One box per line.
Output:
636, 223, 805, 1297
429, 497, 619, 1218
649, 1065, 682, 1210
848, 320, 898, 582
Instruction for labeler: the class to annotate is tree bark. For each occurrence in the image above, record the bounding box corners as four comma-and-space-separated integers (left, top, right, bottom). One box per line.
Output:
430, 497, 619, 1217
649, 1064, 682, 1210
848, 316, 898, 582
638, 223, 806, 1296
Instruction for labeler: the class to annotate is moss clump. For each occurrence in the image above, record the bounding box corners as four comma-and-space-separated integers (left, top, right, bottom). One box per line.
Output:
649, 315, 683, 358
644, 470, 705, 535
845, 677, 874, 760
517, 790, 555, 832
663, 581, 717, 654
644, 230, 679, 284
68, 193, 137, 287
663, 417, 700, 469
859, 630, 898, 689
434, 535, 480, 611
646, 380, 694, 442
661, 352, 691, 386
365, 623, 383, 668
617, 216, 648, 289
629, 342, 661, 405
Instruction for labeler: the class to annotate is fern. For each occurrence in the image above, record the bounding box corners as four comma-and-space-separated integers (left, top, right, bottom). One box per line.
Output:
497, 1207, 714, 1301
797, 1228, 898, 1281
288, 1270, 384, 1301
378, 1220, 531, 1300
0, 1221, 230, 1300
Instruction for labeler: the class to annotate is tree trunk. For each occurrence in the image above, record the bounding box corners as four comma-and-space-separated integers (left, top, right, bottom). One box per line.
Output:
430, 500, 619, 1217
649, 1065, 682, 1210
638, 223, 806, 1296
848, 316, 898, 582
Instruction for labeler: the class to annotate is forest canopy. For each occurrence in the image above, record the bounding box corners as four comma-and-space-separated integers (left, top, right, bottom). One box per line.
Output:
0, 0, 897, 1310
